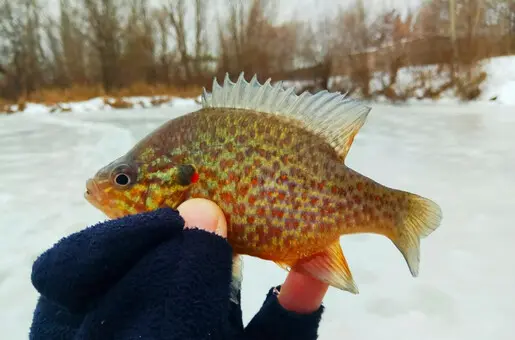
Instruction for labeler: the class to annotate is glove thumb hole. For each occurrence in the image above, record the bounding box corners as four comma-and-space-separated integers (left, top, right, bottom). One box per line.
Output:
177, 198, 228, 238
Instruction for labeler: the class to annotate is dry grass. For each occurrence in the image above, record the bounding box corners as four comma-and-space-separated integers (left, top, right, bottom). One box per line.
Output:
0, 83, 203, 114
103, 97, 134, 109
3, 83, 201, 105
111, 82, 202, 99
0, 100, 26, 114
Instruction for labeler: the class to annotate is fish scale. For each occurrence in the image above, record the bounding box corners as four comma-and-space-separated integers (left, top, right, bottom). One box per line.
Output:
85, 72, 443, 297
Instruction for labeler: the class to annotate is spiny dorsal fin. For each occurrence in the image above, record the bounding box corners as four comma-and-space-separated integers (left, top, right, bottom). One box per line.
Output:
201, 72, 372, 160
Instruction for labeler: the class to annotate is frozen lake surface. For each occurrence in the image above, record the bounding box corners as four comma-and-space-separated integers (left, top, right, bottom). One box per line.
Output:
1, 101, 514, 339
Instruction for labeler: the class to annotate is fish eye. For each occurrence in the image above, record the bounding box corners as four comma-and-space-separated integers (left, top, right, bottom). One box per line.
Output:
114, 173, 131, 187
109, 163, 136, 189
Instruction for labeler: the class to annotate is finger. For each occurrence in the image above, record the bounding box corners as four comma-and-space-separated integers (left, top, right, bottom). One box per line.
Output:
277, 269, 329, 314
177, 198, 227, 238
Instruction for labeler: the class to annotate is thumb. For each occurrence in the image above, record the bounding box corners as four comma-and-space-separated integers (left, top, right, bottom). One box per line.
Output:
177, 198, 228, 238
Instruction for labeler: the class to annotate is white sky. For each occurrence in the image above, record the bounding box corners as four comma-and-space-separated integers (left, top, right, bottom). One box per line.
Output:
46, 0, 425, 22
41, 0, 426, 57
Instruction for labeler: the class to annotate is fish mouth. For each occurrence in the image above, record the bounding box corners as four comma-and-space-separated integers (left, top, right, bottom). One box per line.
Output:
85, 178, 100, 201
84, 178, 106, 213
84, 178, 125, 219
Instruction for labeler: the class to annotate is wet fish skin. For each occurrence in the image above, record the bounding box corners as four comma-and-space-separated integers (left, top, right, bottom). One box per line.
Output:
85, 73, 443, 295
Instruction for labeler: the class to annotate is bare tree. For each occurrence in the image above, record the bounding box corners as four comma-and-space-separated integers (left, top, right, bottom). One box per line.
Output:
0, 0, 46, 99
217, 0, 298, 80
153, 8, 172, 85
81, 0, 123, 93
60, 0, 89, 85
120, 0, 155, 86
167, 0, 211, 84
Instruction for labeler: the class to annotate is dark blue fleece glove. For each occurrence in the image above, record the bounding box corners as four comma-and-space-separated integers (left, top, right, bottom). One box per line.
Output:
29, 207, 324, 340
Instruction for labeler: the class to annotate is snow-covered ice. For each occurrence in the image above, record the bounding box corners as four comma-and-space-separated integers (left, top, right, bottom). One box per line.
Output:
1, 100, 514, 339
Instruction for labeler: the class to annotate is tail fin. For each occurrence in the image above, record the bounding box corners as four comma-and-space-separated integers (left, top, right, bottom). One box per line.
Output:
391, 193, 442, 277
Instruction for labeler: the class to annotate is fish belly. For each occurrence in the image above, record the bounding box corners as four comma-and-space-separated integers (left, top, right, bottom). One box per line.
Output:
189, 159, 345, 262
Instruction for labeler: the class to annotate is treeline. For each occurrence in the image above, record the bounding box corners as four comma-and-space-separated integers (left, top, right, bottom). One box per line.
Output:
0, 0, 514, 104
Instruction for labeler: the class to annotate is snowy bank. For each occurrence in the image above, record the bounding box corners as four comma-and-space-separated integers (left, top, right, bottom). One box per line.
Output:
1, 95, 201, 116
1, 55, 514, 116
288, 55, 515, 106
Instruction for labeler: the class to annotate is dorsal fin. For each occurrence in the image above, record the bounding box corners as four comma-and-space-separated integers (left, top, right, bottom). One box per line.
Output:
201, 72, 372, 161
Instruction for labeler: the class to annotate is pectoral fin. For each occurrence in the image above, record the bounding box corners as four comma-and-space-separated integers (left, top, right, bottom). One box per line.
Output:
293, 241, 359, 294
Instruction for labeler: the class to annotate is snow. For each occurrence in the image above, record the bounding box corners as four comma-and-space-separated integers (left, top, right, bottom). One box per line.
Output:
1, 97, 514, 339
3, 55, 515, 116
283, 55, 515, 106
2, 95, 202, 116
480, 55, 515, 105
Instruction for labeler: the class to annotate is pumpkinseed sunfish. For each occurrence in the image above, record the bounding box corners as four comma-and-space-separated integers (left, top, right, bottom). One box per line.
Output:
85, 73, 443, 296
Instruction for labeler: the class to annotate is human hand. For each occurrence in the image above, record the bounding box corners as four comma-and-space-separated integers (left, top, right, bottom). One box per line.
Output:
177, 198, 330, 315
30, 199, 327, 340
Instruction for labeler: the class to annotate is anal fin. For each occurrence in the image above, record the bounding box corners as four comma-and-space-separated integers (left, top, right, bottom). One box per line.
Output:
293, 241, 359, 294
274, 260, 292, 272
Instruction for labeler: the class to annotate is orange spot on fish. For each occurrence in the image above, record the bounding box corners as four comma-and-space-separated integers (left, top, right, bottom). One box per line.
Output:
236, 152, 245, 162
238, 184, 250, 196
257, 207, 266, 216
218, 178, 230, 186
352, 195, 362, 205
269, 227, 281, 238
221, 192, 234, 203
278, 192, 286, 201
310, 180, 317, 189
251, 177, 258, 186
204, 169, 216, 179
357, 182, 364, 191
248, 195, 257, 205
247, 216, 255, 224
228, 172, 240, 182
234, 203, 246, 216
288, 183, 297, 192
272, 209, 284, 218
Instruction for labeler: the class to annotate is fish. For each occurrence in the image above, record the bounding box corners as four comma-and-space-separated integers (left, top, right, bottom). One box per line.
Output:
84, 73, 443, 296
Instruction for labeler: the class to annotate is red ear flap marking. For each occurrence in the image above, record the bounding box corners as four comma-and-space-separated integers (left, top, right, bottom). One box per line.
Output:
191, 172, 200, 183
